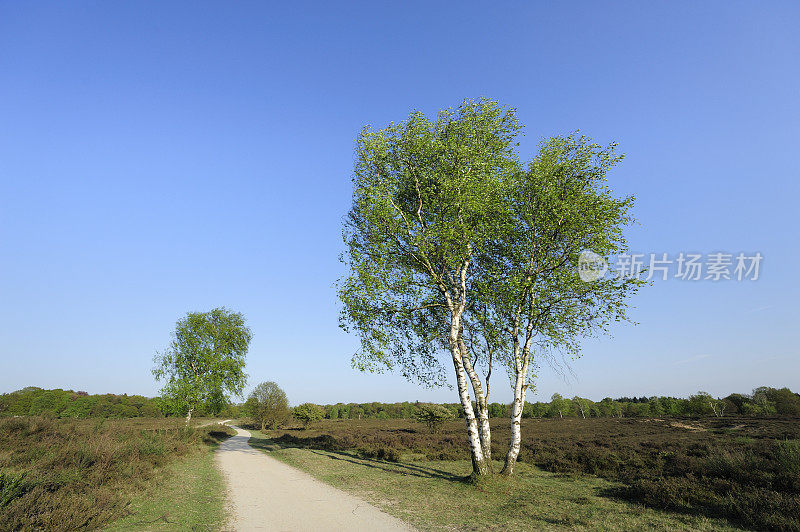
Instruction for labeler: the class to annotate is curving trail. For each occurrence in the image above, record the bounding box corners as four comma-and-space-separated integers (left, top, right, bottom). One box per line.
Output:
215, 425, 414, 531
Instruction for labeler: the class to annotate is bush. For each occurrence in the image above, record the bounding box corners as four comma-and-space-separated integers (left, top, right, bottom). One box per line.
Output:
358, 446, 400, 462
413, 404, 454, 433
293, 403, 324, 427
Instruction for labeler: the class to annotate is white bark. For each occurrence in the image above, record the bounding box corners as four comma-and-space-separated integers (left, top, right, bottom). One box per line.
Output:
502, 355, 529, 475
459, 337, 492, 465
185, 407, 193, 425
502, 291, 535, 475
450, 335, 488, 475
446, 289, 488, 477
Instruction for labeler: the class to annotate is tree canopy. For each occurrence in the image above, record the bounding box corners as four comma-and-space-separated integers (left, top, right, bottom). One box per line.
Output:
152, 307, 251, 418
246, 381, 290, 430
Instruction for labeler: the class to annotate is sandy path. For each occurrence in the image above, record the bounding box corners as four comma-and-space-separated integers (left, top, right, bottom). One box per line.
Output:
215, 425, 414, 532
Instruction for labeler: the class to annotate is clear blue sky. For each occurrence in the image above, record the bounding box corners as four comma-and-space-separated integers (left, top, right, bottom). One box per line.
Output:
1, 2, 797, 404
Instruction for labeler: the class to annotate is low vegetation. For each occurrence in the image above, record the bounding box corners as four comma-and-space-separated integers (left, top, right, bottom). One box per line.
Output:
0, 416, 233, 531
104, 441, 229, 531
249, 416, 800, 530
250, 428, 737, 531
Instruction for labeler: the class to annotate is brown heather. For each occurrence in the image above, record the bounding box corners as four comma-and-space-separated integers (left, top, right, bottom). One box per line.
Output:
0, 416, 233, 531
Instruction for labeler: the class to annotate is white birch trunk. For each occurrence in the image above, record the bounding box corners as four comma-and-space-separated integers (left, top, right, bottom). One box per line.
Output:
502, 359, 528, 475
459, 338, 492, 465
449, 317, 488, 477
185, 407, 193, 425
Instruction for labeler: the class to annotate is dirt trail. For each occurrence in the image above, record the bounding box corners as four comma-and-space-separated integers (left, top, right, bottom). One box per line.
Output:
215, 425, 414, 531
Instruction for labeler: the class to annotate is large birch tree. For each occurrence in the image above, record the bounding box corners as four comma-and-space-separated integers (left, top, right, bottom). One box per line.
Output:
338, 99, 520, 477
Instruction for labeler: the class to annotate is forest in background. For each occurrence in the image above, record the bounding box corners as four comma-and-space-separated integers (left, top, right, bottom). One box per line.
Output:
1, 385, 798, 420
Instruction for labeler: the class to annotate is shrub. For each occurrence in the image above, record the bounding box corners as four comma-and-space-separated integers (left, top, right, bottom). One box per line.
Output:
293, 403, 324, 427
358, 446, 400, 462
247, 381, 290, 430
413, 404, 454, 433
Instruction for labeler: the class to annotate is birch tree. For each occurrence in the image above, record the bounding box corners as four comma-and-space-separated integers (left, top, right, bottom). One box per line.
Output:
338, 98, 520, 477
153, 307, 251, 423
489, 134, 643, 474
339, 102, 641, 478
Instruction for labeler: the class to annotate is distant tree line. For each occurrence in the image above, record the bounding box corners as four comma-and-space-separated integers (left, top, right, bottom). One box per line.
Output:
0, 387, 238, 419
2, 385, 798, 420
0, 387, 163, 418
309, 387, 800, 420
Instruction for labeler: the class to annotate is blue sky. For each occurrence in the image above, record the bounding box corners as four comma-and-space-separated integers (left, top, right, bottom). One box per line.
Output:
1, 2, 797, 404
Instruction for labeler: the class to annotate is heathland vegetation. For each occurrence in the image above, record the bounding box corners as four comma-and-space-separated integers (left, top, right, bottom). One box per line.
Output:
2, 384, 797, 530
247, 414, 800, 531
0, 416, 233, 531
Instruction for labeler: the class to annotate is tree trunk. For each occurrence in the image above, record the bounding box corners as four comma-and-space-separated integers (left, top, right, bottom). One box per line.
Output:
450, 327, 488, 478
459, 338, 492, 467
476, 399, 492, 466
501, 368, 528, 475
185, 407, 193, 425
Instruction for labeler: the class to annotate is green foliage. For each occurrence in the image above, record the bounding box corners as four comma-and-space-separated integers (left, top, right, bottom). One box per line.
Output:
687, 391, 715, 416
293, 403, 324, 426
764, 387, 800, 415
339, 97, 522, 385
548, 394, 570, 418
0, 388, 164, 419
487, 402, 507, 418
485, 132, 641, 386
413, 404, 454, 433
153, 307, 251, 416
239, 385, 798, 424
248, 381, 290, 430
